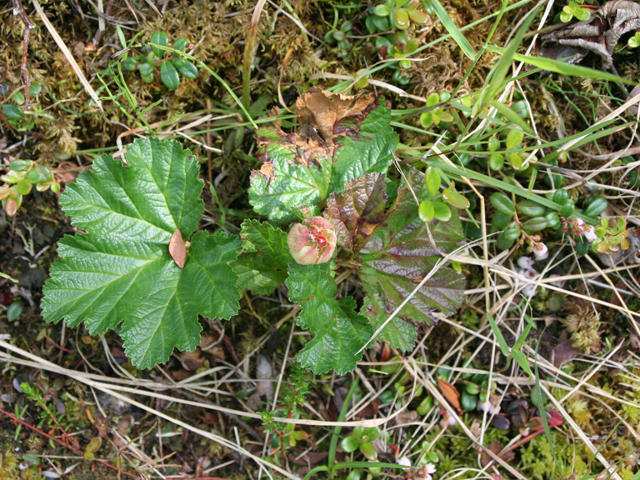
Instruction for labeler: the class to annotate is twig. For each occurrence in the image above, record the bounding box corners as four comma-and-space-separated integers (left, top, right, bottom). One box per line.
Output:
11, 0, 35, 109
0, 406, 140, 478
89, 0, 115, 48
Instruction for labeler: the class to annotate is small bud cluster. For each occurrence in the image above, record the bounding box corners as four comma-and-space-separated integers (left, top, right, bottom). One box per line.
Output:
287, 217, 337, 265
517, 233, 548, 261
562, 217, 598, 242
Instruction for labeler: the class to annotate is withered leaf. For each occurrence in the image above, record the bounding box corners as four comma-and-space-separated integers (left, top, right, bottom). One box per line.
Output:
552, 338, 582, 367
438, 379, 462, 412
541, 0, 640, 68
169, 229, 186, 268
480, 441, 515, 467
296, 87, 374, 145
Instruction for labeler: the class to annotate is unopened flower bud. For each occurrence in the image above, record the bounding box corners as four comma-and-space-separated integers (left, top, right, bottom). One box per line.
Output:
533, 242, 548, 260
287, 216, 337, 265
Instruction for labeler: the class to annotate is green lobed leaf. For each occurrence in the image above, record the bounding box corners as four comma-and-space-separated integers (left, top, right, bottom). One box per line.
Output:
42, 138, 241, 369
287, 262, 373, 375
323, 172, 388, 253
356, 168, 466, 350
232, 220, 292, 295
249, 94, 397, 223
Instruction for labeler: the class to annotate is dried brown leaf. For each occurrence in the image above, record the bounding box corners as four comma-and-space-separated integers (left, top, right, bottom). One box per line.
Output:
296, 87, 374, 145
438, 379, 461, 412
169, 229, 186, 268
541, 0, 640, 68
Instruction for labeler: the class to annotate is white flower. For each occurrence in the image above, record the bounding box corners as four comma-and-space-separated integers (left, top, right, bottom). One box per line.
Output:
575, 218, 586, 228
584, 225, 598, 242
478, 400, 491, 412
397, 456, 411, 467
523, 284, 537, 297
416, 463, 437, 480
517, 256, 535, 269
532, 243, 548, 260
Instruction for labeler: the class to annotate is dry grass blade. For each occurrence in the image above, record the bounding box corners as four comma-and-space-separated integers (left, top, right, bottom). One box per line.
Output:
31, 0, 103, 110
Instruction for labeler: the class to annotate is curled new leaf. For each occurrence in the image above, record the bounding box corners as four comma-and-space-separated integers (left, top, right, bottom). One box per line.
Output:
288, 217, 337, 265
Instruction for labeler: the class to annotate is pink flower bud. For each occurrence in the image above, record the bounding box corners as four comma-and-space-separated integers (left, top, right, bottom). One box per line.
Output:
287, 217, 337, 265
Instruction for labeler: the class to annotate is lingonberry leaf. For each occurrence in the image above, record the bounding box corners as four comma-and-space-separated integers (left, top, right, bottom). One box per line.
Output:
41, 138, 241, 369
232, 220, 293, 295
248, 89, 398, 223
287, 262, 373, 374
356, 167, 466, 350
323, 172, 388, 253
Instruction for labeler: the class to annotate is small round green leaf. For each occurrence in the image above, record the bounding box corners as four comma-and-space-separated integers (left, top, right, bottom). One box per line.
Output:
506, 129, 524, 150
465, 382, 479, 395
160, 61, 180, 89
150, 30, 169, 58
408, 9, 427, 23
442, 189, 470, 210
522, 217, 548, 233
175, 60, 198, 80
12, 91, 25, 105
488, 137, 500, 152
2, 104, 24, 121
461, 390, 477, 411
392, 8, 410, 29
509, 152, 523, 170
560, 202, 575, 218
25, 170, 41, 184
497, 225, 521, 250
123, 57, 138, 71
360, 441, 378, 461
374, 4, 391, 16
36, 164, 53, 182
16, 179, 32, 195
172, 37, 188, 52
492, 211, 513, 229
432, 201, 451, 222
545, 211, 561, 229
553, 189, 569, 205
516, 200, 545, 217
425, 166, 441, 197
489, 153, 504, 170
139, 63, 154, 77
7, 302, 23, 321
341, 436, 359, 452
9, 160, 31, 171
489, 192, 515, 215
419, 199, 435, 222
50, 181, 61, 193
584, 197, 607, 218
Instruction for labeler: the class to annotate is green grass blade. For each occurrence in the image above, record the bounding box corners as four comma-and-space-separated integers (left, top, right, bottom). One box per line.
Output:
487, 47, 638, 85
429, 0, 476, 60
473, 6, 539, 116
490, 99, 534, 135
487, 313, 510, 356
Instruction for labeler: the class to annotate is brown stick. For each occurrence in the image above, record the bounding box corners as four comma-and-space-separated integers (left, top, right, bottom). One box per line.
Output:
90, 0, 115, 48
11, 0, 35, 109
0, 406, 140, 478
